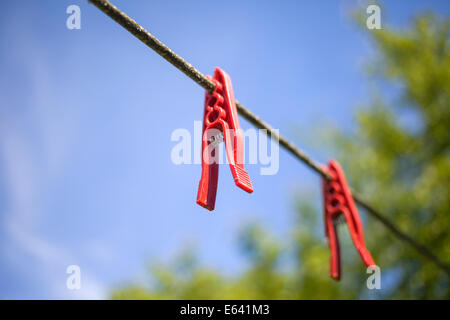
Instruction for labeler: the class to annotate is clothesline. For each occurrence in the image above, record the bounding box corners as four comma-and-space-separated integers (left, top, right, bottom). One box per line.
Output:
88, 0, 450, 277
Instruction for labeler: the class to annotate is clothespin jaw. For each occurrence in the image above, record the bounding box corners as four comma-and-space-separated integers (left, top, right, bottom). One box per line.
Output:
197, 67, 253, 211
322, 160, 375, 280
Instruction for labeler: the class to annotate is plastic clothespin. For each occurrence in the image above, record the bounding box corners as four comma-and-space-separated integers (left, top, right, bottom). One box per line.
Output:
197, 67, 253, 211
322, 160, 375, 280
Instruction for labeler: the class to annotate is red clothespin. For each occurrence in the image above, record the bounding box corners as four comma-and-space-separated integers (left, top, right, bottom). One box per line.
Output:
322, 160, 375, 280
197, 67, 253, 211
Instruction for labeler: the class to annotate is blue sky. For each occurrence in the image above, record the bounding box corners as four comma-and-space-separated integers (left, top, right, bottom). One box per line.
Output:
0, 0, 448, 299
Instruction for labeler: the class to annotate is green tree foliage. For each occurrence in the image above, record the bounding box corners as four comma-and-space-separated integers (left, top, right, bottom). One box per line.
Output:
112, 13, 450, 299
